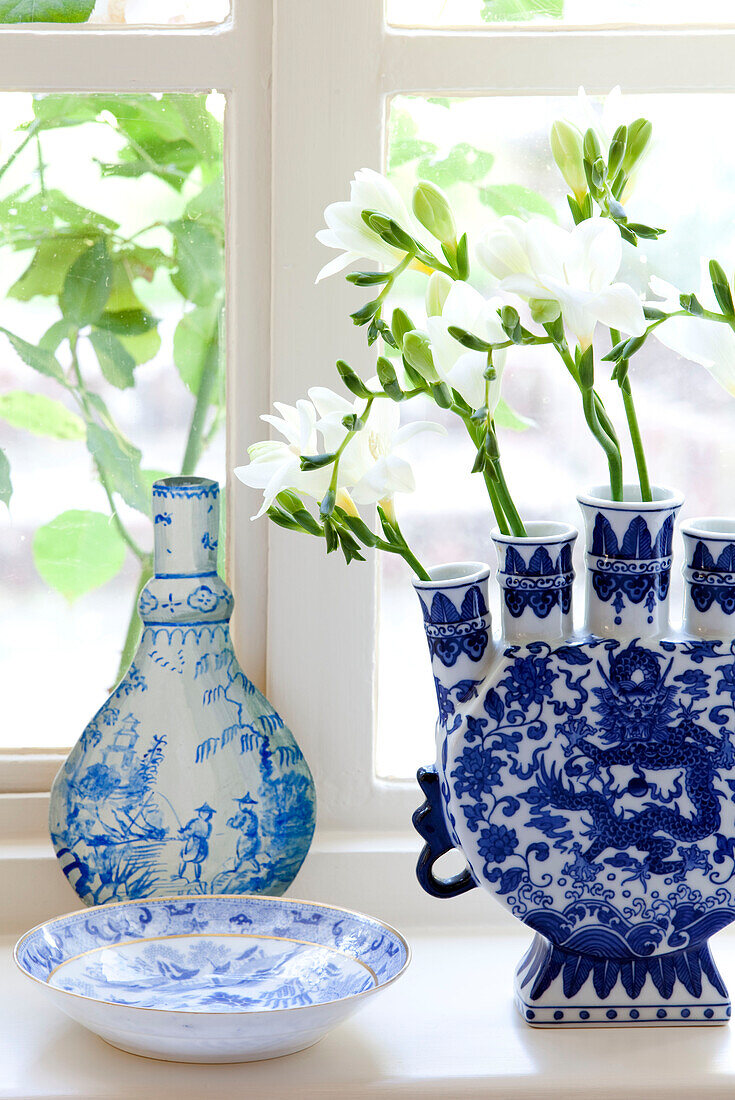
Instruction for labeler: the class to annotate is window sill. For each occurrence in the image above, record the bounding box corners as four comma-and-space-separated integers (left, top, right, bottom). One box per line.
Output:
6, 927, 735, 1099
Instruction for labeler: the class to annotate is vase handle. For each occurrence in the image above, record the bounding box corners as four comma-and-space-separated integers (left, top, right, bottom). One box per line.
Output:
413, 765, 477, 899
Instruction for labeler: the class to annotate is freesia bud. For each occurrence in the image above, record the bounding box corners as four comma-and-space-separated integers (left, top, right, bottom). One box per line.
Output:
412, 181, 456, 246
402, 330, 440, 383
550, 120, 587, 204
391, 307, 414, 348
426, 271, 453, 317
623, 119, 652, 175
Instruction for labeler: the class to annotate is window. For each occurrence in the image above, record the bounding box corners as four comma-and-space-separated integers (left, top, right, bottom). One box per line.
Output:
0, 4, 271, 795
1, 93, 225, 750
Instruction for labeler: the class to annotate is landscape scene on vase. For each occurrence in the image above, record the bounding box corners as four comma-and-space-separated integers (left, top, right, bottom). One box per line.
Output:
50, 624, 315, 905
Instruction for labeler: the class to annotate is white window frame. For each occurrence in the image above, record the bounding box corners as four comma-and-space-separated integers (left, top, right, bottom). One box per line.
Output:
0, 6, 270, 795
4, 0, 735, 927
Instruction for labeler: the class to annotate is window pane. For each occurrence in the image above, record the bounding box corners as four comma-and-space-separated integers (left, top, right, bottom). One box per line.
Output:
0, 92, 225, 749
377, 92, 735, 778
1, 0, 228, 26
388, 1, 734, 27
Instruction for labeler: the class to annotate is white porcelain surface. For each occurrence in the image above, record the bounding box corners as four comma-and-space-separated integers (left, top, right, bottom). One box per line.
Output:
14, 895, 410, 1063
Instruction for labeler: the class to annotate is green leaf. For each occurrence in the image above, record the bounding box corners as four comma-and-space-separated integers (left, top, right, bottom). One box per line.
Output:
118, 327, 162, 366
39, 319, 75, 353
184, 176, 224, 236
173, 303, 220, 394
0, 0, 94, 24
417, 144, 494, 189
30, 94, 104, 128
93, 309, 158, 335
494, 397, 533, 432
164, 93, 223, 163
9, 237, 95, 301
0, 448, 11, 508
169, 220, 224, 307
60, 238, 113, 325
479, 183, 557, 222
0, 391, 85, 440
86, 421, 148, 514
387, 109, 437, 172
33, 510, 125, 602
0, 327, 66, 383
481, 0, 562, 21
89, 329, 136, 389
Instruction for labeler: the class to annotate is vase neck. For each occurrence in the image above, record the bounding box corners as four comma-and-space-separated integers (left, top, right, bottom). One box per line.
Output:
152, 477, 220, 578
578, 487, 683, 639
682, 519, 735, 637
492, 523, 577, 643
413, 564, 492, 713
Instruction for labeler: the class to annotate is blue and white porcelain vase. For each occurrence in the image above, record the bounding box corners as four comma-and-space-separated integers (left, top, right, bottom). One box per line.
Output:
50, 476, 316, 906
413, 486, 735, 1026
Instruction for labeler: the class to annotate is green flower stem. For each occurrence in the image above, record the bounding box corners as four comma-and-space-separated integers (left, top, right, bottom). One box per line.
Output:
582, 384, 623, 500
113, 556, 153, 688
377, 537, 431, 581
181, 333, 220, 475
491, 459, 526, 537
620, 379, 651, 499
482, 469, 509, 535
325, 396, 375, 500
610, 326, 651, 501
553, 337, 623, 500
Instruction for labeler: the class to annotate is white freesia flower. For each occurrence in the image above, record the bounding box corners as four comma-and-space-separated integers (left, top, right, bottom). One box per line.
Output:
478, 215, 646, 351
316, 168, 423, 283
649, 272, 735, 396
234, 398, 333, 519
309, 385, 446, 505
426, 281, 508, 411
570, 85, 624, 149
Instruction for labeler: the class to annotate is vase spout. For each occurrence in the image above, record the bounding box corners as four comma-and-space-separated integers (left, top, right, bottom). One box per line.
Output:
682, 517, 735, 637
413, 562, 493, 708
578, 483, 683, 639
492, 521, 577, 643
152, 476, 220, 578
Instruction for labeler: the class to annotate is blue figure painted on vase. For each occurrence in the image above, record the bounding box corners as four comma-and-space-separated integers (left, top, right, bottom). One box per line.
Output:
227, 793, 261, 874
413, 493, 735, 1027
178, 803, 216, 884
49, 477, 316, 905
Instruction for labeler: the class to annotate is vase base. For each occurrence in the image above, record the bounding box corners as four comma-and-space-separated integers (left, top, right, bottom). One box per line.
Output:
514, 934, 731, 1027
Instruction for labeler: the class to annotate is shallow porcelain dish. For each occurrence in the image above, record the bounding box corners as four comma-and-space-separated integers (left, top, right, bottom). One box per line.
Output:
14, 894, 410, 1062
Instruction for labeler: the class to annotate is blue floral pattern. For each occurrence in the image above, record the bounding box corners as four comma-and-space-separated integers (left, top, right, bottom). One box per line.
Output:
438, 636, 735, 1011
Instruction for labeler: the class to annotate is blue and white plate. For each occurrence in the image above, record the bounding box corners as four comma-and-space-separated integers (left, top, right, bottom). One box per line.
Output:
14, 894, 410, 1062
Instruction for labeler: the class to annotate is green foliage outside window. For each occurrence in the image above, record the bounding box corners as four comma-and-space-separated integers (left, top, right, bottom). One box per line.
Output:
481, 0, 563, 21
0, 93, 225, 683
0, 0, 96, 21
